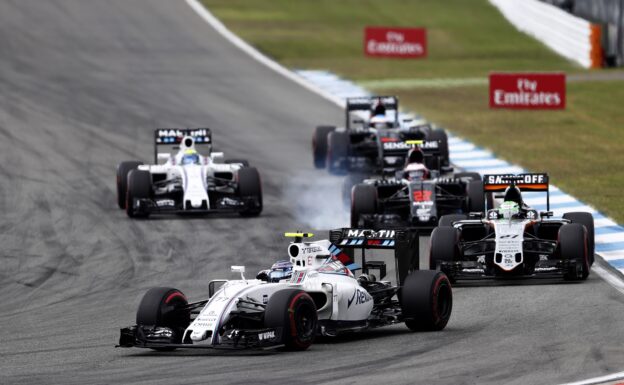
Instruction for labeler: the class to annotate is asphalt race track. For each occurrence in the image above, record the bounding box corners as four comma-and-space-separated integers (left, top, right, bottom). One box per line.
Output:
1, 1, 624, 384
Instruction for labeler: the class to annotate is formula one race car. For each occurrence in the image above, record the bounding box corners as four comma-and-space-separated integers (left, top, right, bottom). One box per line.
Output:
350, 144, 484, 231
312, 96, 450, 175
118, 230, 452, 351
116, 128, 262, 218
430, 173, 595, 282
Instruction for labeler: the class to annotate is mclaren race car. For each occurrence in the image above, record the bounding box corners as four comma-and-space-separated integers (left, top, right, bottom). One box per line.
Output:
312, 96, 450, 175
116, 128, 262, 218
118, 230, 452, 351
350, 143, 484, 231
430, 173, 595, 282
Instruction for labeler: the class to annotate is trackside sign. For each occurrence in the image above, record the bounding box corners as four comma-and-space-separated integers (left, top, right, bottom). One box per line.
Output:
364, 27, 426, 58
489, 73, 566, 109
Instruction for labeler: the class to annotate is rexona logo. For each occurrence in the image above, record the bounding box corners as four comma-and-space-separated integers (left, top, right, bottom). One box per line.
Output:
347, 229, 395, 238
489, 73, 566, 109
364, 27, 426, 58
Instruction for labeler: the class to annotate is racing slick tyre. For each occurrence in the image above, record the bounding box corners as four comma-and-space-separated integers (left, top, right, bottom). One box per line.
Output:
327, 131, 349, 175
136, 287, 191, 350
238, 167, 263, 217
454, 172, 481, 182
126, 170, 152, 218
351, 184, 377, 228
560, 223, 590, 281
116, 161, 143, 209
313, 125, 335, 169
467, 180, 485, 213
264, 289, 317, 351
439, 214, 467, 227
342, 173, 366, 207
225, 159, 250, 167
563, 212, 595, 266
430, 226, 460, 277
428, 128, 449, 167
401, 270, 452, 332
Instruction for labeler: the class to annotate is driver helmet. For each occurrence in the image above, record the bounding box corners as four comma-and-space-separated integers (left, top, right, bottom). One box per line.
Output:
181, 149, 201, 165
404, 162, 429, 180
499, 201, 520, 220
267, 260, 293, 282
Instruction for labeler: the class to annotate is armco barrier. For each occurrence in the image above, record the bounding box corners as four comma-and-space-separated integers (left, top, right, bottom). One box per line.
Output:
489, 0, 602, 68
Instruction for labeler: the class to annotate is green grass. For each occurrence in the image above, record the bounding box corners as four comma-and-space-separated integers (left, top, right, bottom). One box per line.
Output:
202, 0, 624, 222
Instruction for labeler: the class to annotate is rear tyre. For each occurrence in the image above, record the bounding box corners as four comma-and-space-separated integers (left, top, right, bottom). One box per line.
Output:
342, 173, 366, 207
237, 167, 263, 217
264, 289, 317, 351
454, 172, 481, 182
467, 180, 485, 213
439, 214, 467, 227
430, 226, 460, 276
563, 212, 595, 266
428, 128, 449, 167
560, 223, 590, 281
116, 161, 143, 209
312, 126, 335, 169
225, 159, 250, 167
351, 184, 377, 228
136, 287, 191, 350
126, 170, 152, 218
327, 131, 349, 175
401, 270, 452, 331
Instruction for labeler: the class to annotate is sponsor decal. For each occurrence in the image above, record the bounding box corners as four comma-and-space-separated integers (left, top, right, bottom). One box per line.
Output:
301, 246, 322, 254
365, 27, 427, 58
156, 199, 175, 207
382, 141, 411, 150
489, 73, 565, 109
290, 271, 306, 284
258, 330, 275, 341
346, 229, 395, 238
413, 190, 432, 202
348, 288, 373, 308
484, 174, 547, 185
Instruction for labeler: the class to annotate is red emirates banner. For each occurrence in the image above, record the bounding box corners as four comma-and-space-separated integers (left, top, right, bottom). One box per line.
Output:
489, 73, 566, 109
364, 27, 427, 58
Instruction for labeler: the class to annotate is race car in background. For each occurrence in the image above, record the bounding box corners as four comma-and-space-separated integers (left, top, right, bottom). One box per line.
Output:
430, 173, 595, 282
312, 96, 450, 175
116, 128, 262, 218
350, 143, 484, 231
118, 229, 452, 351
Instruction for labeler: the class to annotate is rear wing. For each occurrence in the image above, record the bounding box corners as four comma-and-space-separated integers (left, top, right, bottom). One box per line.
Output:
346, 96, 399, 130
483, 173, 550, 210
153, 128, 212, 163
328, 228, 419, 285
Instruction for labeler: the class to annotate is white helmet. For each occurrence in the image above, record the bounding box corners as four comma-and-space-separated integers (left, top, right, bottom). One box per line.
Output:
499, 201, 519, 219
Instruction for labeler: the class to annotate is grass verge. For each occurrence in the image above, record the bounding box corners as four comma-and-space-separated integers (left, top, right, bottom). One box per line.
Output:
202, 0, 624, 222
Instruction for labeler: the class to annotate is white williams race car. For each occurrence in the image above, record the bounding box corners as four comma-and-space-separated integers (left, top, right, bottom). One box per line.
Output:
117, 230, 452, 351
116, 128, 262, 218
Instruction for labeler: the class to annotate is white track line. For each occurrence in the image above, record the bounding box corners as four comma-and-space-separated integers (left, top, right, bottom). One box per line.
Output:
559, 369, 624, 385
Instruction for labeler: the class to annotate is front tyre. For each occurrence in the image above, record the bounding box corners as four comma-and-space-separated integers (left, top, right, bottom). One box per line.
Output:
237, 167, 263, 217
116, 161, 143, 209
351, 184, 377, 228
126, 170, 152, 218
327, 131, 349, 175
401, 270, 452, 331
264, 289, 317, 351
136, 287, 191, 350
560, 223, 590, 281
563, 212, 595, 266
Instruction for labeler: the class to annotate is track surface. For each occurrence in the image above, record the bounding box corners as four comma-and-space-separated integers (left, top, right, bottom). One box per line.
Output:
0, 1, 623, 384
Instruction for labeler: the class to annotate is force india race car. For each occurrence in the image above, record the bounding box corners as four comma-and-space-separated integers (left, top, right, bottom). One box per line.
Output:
116, 128, 262, 218
117, 229, 452, 351
312, 96, 450, 175
430, 173, 595, 282
350, 143, 484, 231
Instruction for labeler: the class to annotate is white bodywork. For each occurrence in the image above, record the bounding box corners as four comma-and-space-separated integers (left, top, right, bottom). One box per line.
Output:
138, 136, 244, 210
490, 219, 534, 271
185, 239, 374, 346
